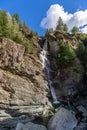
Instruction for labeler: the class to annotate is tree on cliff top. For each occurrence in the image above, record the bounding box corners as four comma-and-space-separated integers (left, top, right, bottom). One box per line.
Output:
71, 26, 79, 34
56, 17, 64, 31
56, 17, 68, 33
63, 24, 68, 33
12, 13, 20, 24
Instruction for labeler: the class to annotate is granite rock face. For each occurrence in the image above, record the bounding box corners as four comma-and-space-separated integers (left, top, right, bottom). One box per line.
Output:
0, 38, 51, 129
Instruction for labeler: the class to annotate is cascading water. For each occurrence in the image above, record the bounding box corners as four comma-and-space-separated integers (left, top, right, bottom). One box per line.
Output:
40, 39, 60, 105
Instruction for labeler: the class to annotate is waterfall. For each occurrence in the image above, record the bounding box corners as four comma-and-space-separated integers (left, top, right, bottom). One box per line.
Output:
40, 39, 60, 105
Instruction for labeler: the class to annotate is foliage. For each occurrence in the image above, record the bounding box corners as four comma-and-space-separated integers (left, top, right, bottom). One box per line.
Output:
24, 40, 35, 54
57, 40, 76, 68
63, 24, 68, 33
43, 108, 56, 118
79, 33, 87, 40
45, 28, 53, 37
71, 26, 79, 34
75, 40, 87, 74
0, 10, 13, 38
76, 41, 87, 68
56, 17, 64, 31
76, 41, 85, 56
0, 10, 36, 54
12, 13, 20, 24
56, 17, 68, 33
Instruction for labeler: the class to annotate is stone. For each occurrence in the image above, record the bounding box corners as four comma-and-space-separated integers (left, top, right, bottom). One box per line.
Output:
16, 122, 24, 130
48, 108, 77, 130
23, 122, 47, 130
77, 105, 87, 117
0, 110, 12, 121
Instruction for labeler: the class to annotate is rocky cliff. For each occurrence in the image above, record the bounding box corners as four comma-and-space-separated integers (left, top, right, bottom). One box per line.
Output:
0, 38, 51, 129
0, 31, 87, 130
40, 30, 87, 111
46, 31, 84, 101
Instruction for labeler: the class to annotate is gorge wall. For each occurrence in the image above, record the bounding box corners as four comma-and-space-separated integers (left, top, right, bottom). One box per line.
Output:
40, 30, 87, 115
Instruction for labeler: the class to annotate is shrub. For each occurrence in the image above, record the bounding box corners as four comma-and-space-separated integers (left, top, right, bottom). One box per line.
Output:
71, 26, 79, 34
79, 33, 87, 40
76, 41, 85, 56
24, 41, 34, 54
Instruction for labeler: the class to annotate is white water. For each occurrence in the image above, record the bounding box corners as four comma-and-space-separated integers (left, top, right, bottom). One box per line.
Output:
40, 39, 60, 104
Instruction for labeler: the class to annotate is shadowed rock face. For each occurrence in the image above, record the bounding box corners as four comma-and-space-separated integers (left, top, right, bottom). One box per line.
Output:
46, 32, 84, 102
0, 38, 51, 118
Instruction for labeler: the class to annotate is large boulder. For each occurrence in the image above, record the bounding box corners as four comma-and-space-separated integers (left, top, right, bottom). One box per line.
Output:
48, 108, 77, 130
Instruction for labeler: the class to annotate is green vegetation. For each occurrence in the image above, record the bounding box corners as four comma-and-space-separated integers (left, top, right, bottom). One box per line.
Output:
76, 41, 85, 56
57, 40, 76, 68
45, 28, 53, 37
56, 17, 64, 31
63, 24, 68, 33
43, 108, 56, 118
79, 33, 87, 40
0, 10, 38, 54
56, 17, 68, 33
76, 41, 87, 70
71, 26, 79, 34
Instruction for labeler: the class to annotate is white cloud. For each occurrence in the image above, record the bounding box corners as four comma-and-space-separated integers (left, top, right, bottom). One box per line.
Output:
40, 4, 87, 33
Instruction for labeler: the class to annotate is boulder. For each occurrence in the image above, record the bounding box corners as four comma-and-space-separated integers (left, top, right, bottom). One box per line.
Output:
77, 105, 87, 117
48, 108, 77, 130
23, 122, 47, 130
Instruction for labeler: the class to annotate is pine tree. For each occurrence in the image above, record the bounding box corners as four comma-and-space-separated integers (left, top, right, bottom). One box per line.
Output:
12, 13, 20, 24
56, 17, 64, 31
71, 26, 79, 34
0, 10, 12, 38
63, 24, 68, 33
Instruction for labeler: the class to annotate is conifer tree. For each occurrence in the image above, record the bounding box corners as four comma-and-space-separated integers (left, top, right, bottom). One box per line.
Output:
63, 24, 68, 33
71, 26, 79, 34
12, 13, 20, 24
56, 17, 64, 31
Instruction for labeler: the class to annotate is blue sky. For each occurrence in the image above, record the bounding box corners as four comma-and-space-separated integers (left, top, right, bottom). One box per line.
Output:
0, 0, 87, 35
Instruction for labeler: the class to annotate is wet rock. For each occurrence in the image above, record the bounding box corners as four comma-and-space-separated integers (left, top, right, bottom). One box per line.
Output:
48, 108, 77, 130
23, 122, 47, 130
